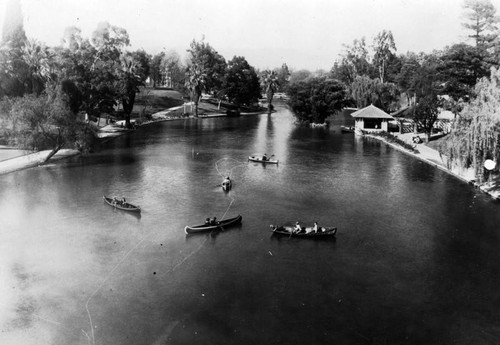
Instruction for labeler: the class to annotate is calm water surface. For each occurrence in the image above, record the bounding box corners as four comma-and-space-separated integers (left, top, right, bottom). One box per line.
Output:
1, 106, 500, 345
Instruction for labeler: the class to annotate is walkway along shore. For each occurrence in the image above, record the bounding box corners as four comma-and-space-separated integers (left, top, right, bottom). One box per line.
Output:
364, 132, 500, 201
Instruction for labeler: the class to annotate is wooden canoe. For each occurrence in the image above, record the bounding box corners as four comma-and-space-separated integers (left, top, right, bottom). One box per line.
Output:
248, 156, 279, 164
222, 179, 232, 191
103, 196, 141, 213
270, 225, 337, 238
184, 215, 242, 234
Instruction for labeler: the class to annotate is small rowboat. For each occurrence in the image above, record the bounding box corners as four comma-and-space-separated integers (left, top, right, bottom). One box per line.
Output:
103, 196, 141, 213
248, 156, 279, 164
270, 225, 337, 238
185, 215, 242, 234
222, 179, 232, 191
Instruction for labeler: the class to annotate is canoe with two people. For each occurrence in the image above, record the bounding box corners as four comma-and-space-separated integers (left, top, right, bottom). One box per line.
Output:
184, 214, 242, 234
270, 221, 337, 238
103, 195, 141, 213
222, 176, 232, 191
248, 153, 279, 164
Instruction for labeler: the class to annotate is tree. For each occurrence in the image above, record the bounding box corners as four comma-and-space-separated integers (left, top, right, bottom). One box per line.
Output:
186, 39, 227, 96
288, 69, 313, 85
223, 56, 261, 107
184, 63, 206, 117
288, 76, 348, 124
261, 70, 279, 113
331, 38, 374, 85
463, 0, 499, 49
0, 0, 28, 97
8, 85, 96, 159
61, 26, 84, 51
150, 52, 165, 87
396, 52, 422, 105
21, 38, 52, 95
439, 67, 500, 181
350, 75, 379, 108
185, 39, 227, 116
409, 54, 442, 140
413, 94, 440, 142
275, 63, 291, 92
116, 50, 149, 127
438, 43, 490, 104
372, 30, 397, 83
350, 75, 400, 113
54, 23, 130, 119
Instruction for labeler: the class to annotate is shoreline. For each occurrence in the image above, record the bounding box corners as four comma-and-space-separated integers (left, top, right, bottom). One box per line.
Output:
363, 133, 500, 201
0, 149, 80, 175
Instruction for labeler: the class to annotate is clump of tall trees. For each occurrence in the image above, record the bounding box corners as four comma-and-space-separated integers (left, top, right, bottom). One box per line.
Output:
321, 0, 500, 179
0, 1, 150, 157
287, 76, 348, 124
0, 0, 266, 155
439, 68, 500, 181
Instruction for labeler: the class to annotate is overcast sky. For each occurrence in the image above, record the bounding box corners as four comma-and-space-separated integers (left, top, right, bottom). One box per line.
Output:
1, 0, 498, 71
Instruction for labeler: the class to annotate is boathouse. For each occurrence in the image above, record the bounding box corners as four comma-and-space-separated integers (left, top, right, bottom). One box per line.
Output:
350, 104, 394, 132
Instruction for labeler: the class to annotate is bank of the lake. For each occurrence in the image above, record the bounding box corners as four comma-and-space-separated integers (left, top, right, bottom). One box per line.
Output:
364, 132, 500, 200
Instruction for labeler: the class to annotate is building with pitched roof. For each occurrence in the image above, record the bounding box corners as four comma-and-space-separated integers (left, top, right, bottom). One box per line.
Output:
350, 104, 395, 133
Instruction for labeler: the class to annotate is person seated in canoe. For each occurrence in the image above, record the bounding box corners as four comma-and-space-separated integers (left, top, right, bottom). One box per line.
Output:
121, 197, 127, 205
112, 196, 119, 206
313, 221, 322, 233
270, 225, 286, 232
294, 221, 303, 233
205, 218, 211, 225
262, 153, 268, 161
210, 217, 218, 225
222, 176, 231, 186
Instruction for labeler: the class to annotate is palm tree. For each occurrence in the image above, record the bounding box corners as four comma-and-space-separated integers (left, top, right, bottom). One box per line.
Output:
262, 70, 279, 114
184, 64, 206, 117
21, 38, 51, 95
118, 52, 145, 128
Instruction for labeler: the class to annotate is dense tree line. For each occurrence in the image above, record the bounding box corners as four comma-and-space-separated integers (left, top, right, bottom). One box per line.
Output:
0, 0, 264, 157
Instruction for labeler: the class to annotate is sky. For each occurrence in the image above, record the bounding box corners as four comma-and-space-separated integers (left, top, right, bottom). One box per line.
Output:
0, 0, 498, 71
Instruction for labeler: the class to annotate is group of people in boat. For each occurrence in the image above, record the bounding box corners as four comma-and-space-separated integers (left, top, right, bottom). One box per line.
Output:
205, 217, 219, 226
222, 176, 231, 189
293, 221, 324, 234
112, 196, 128, 206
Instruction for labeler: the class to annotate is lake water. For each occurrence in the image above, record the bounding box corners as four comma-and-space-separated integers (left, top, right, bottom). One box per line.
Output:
1, 106, 500, 345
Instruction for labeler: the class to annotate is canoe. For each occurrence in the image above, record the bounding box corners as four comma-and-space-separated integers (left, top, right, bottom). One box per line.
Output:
222, 179, 232, 191
103, 196, 141, 213
270, 225, 337, 238
184, 215, 242, 234
248, 156, 279, 164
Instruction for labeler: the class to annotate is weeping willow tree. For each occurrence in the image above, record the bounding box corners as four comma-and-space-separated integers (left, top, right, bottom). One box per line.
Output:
439, 67, 500, 182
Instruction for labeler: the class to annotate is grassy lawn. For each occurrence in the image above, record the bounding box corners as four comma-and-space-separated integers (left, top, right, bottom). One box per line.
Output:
127, 87, 185, 118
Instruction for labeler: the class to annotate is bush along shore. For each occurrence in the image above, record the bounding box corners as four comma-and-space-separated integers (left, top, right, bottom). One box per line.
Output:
363, 131, 500, 201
